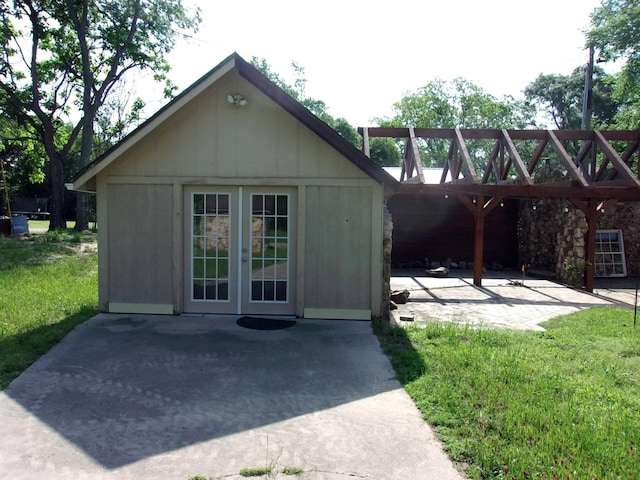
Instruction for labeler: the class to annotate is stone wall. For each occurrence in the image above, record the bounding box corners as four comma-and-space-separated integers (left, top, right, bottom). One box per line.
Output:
554, 207, 588, 287
599, 202, 640, 276
518, 200, 563, 273
519, 199, 640, 286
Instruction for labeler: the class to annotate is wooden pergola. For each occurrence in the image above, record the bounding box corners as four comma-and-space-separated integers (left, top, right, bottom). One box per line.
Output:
360, 127, 640, 291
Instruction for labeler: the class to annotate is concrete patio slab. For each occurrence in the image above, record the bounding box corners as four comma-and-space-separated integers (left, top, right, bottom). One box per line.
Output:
391, 269, 639, 330
0, 314, 464, 480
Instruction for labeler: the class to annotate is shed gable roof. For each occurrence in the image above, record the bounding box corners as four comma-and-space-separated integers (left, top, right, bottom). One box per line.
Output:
72, 53, 399, 192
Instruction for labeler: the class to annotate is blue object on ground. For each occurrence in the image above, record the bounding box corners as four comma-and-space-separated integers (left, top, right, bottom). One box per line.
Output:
12, 215, 29, 235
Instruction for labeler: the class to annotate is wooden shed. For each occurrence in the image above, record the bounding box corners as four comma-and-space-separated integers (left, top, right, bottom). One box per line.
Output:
72, 53, 399, 320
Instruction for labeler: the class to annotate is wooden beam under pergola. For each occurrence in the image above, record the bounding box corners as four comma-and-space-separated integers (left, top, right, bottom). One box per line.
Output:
360, 127, 640, 291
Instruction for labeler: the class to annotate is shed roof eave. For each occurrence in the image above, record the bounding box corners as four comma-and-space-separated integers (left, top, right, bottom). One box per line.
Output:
70, 177, 96, 192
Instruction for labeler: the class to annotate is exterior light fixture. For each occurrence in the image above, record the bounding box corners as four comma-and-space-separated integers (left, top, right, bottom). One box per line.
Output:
226, 94, 248, 106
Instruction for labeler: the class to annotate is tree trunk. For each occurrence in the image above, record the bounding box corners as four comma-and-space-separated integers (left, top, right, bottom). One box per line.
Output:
48, 154, 67, 230
74, 104, 95, 232
75, 192, 89, 231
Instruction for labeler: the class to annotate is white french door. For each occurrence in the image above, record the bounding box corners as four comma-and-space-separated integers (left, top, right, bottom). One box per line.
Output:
184, 186, 296, 315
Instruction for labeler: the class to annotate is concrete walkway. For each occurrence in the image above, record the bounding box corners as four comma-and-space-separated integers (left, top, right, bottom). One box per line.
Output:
391, 269, 638, 330
0, 314, 464, 480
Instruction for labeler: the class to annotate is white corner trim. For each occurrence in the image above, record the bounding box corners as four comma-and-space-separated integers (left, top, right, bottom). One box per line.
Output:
108, 303, 174, 315
304, 308, 371, 321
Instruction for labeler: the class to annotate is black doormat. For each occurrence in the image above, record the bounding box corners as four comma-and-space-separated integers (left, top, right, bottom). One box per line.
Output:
236, 316, 297, 330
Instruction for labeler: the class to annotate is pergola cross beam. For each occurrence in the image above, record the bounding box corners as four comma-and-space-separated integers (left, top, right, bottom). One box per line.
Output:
594, 130, 640, 187
482, 140, 502, 183
453, 127, 478, 183
502, 129, 533, 185
359, 128, 640, 189
547, 130, 590, 187
407, 127, 425, 183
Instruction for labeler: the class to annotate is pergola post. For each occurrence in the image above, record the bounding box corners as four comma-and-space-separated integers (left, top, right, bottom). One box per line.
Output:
473, 195, 485, 286
456, 194, 502, 287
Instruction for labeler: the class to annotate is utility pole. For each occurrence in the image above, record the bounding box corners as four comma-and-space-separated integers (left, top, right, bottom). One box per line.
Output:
580, 45, 596, 293
581, 45, 595, 130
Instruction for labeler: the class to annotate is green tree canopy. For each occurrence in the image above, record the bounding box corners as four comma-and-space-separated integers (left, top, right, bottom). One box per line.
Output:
381, 78, 535, 130
587, 0, 640, 128
524, 66, 619, 129
377, 78, 535, 167
0, 0, 201, 229
588, 0, 640, 97
368, 137, 402, 167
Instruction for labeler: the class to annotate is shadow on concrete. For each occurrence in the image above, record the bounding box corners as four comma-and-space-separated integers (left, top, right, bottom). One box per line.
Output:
0, 306, 98, 390
390, 269, 640, 330
401, 276, 608, 309
1, 314, 400, 470
393, 269, 639, 309
372, 321, 426, 385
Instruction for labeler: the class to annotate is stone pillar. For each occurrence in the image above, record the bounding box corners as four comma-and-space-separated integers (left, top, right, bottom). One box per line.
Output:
381, 203, 393, 321
555, 206, 587, 287
519, 199, 589, 287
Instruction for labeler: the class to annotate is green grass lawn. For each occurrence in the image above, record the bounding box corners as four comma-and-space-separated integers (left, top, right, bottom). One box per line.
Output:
375, 310, 640, 480
26, 219, 77, 231
0, 230, 98, 389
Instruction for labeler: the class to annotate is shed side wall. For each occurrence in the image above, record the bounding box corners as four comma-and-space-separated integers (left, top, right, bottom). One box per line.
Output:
106, 184, 174, 311
304, 185, 373, 316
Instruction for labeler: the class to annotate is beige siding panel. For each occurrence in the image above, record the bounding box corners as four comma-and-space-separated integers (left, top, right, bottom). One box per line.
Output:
155, 103, 202, 177
107, 184, 173, 306
103, 72, 370, 182
370, 186, 385, 317
106, 140, 141, 177
295, 186, 306, 317
304, 186, 372, 311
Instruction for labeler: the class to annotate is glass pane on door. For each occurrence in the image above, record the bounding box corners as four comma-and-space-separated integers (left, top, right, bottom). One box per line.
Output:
191, 193, 231, 301
250, 194, 289, 302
